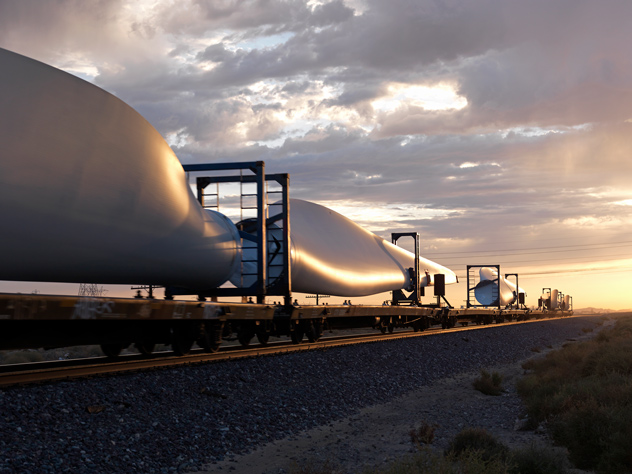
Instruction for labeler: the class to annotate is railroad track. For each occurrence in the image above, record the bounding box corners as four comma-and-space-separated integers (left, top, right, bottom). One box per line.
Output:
0, 314, 592, 388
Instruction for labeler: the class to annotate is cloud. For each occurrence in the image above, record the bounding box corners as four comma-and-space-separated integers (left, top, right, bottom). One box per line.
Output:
6, 0, 629, 145
2, 0, 632, 305
155, 0, 353, 36
0, 0, 160, 73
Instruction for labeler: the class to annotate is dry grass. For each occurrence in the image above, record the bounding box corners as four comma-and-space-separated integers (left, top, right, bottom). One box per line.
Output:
509, 442, 570, 474
409, 421, 439, 447
289, 428, 570, 474
445, 427, 510, 463
518, 314, 632, 472
288, 427, 571, 474
369, 447, 513, 474
366, 428, 568, 474
473, 370, 504, 396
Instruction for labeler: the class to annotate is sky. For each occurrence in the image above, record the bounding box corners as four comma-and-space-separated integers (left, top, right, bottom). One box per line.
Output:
1, 0, 632, 310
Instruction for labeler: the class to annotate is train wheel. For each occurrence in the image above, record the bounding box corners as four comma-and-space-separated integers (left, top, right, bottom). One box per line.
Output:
305, 321, 316, 343
199, 322, 223, 353
291, 327, 304, 344
310, 320, 323, 342
238, 331, 253, 347
135, 342, 155, 355
388, 324, 394, 334
256, 332, 270, 345
172, 335, 194, 356
306, 320, 323, 343
101, 343, 124, 358
236, 322, 255, 347
172, 324, 196, 356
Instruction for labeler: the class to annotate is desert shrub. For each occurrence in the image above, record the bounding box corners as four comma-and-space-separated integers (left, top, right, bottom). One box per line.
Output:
447, 448, 513, 474
372, 431, 573, 474
473, 370, 504, 396
550, 400, 632, 472
581, 339, 632, 377
517, 315, 632, 472
445, 428, 510, 463
549, 400, 606, 470
509, 443, 569, 474
369, 446, 512, 474
409, 421, 439, 447
595, 413, 632, 474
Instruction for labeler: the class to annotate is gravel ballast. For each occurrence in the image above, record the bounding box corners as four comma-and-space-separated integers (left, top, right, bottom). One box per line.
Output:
0, 315, 605, 473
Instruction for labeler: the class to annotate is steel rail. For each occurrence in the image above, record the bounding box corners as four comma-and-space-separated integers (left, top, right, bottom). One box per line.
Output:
0, 314, 594, 388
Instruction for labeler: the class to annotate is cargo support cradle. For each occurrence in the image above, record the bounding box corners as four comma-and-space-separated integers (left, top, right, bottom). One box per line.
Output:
167, 162, 292, 307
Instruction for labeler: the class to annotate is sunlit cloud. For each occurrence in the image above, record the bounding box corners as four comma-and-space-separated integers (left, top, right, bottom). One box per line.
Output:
500, 124, 592, 138
317, 200, 461, 232
614, 199, 632, 206
61, 60, 100, 82
372, 83, 468, 112
241, 79, 368, 147
197, 61, 219, 71
454, 161, 501, 171
165, 129, 190, 148
561, 216, 631, 228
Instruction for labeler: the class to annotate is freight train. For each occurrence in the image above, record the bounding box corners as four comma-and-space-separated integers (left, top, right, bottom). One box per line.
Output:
0, 48, 571, 357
